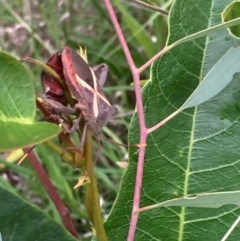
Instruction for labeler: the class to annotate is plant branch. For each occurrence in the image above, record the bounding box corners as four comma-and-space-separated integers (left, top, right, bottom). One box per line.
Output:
84, 130, 108, 241
23, 148, 79, 239
129, 0, 169, 15
138, 16, 240, 73
147, 109, 181, 134
103, 1, 148, 240
138, 45, 171, 73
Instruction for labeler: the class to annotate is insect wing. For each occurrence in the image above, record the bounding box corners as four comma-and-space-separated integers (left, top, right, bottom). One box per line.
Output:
62, 47, 97, 127
62, 47, 117, 132
62, 47, 92, 100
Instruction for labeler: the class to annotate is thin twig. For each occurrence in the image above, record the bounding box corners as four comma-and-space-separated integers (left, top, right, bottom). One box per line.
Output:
129, 0, 169, 15
147, 109, 181, 134
103, 1, 148, 241
138, 16, 240, 73
138, 45, 171, 73
23, 148, 79, 239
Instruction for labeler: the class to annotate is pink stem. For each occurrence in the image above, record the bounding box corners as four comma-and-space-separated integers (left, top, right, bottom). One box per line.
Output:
103, 1, 148, 240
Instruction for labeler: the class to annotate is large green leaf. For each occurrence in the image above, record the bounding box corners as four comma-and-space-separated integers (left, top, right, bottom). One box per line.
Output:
181, 46, 240, 109
105, 0, 240, 240
0, 51, 61, 151
0, 185, 78, 241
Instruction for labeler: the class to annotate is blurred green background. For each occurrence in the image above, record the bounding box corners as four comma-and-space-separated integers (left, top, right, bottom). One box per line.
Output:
0, 0, 170, 239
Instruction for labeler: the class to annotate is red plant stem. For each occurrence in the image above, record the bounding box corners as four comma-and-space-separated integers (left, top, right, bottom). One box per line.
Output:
103, 1, 148, 240
23, 148, 79, 239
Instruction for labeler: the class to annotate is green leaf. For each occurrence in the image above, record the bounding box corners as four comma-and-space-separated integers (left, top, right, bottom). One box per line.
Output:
105, 0, 240, 240
138, 191, 240, 212
181, 46, 240, 109
0, 185, 78, 241
0, 51, 61, 151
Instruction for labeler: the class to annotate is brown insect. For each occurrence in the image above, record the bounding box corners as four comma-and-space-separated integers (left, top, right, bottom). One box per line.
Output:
40, 47, 117, 142
61, 47, 117, 134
